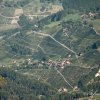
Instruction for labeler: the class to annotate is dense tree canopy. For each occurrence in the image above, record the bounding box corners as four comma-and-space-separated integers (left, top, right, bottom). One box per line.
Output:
62, 0, 100, 12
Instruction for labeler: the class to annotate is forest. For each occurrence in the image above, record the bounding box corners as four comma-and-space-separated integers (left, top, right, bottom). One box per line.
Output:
62, 0, 100, 12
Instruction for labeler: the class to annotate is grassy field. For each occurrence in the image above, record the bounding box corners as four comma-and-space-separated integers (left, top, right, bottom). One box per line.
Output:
17, 65, 90, 89
89, 19, 100, 34
93, 19, 100, 34
80, 94, 100, 100
44, 21, 60, 28
23, 0, 42, 14
0, 24, 18, 31
1, 7, 15, 17
63, 13, 81, 21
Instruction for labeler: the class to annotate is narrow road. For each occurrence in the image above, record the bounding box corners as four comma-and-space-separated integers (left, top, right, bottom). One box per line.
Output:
93, 28, 100, 36
33, 31, 77, 54
7, 31, 20, 39
0, 13, 14, 19
0, 13, 48, 19
38, 45, 46, 54
33, 31, 88, 68
55, 67, 73, 89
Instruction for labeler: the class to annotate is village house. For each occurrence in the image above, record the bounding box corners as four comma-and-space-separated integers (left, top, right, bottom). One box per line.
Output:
58, 87, 68, 93
81, 12, 98, 21
47, 59, 71, 69
77, 53, 83, 57
65, 60, 71, 65
89, 12, 97, 18
61, 60, 66, 67
68, 55, 71, 58
81, 14, 88, 20
16, 64, 20, 67
27, 15, 34, 20
95, 69, 100, 77
47, 59, 53, 67
12, 60, 17, 64
73, 86, 79, 91
2, 65, 6, 68
15, 70, 18, 72
27, 58, 32, 65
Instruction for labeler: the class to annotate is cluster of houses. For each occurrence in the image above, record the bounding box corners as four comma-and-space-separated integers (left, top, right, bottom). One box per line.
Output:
47, 58, 71, 69
58, 86, 79, 93
81, 12, 98, 20
11, 57, 71, 69
58, 87, 68, 93
22, 58, 71, 69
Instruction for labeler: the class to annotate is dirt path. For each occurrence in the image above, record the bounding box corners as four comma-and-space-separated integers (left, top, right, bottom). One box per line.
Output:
0, 13, 14, 19
33, 31, 91, 68
93, 28, 100, 36
0, 13, 48, 19
38, 45, 46, 54
55, 67, 73, 89
33, 31, 77, 54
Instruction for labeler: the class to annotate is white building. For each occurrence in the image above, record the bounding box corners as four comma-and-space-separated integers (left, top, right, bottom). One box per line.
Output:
95, 69, 100, 77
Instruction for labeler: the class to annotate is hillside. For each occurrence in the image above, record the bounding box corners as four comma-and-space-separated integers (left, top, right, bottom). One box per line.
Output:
0, 0, 100, 100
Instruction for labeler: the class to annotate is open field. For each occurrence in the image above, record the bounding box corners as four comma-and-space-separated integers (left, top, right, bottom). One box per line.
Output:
89, 19, 100, 34
80, 94, 100, 100
0, 24, 18, 31
63, 13, 81, 21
